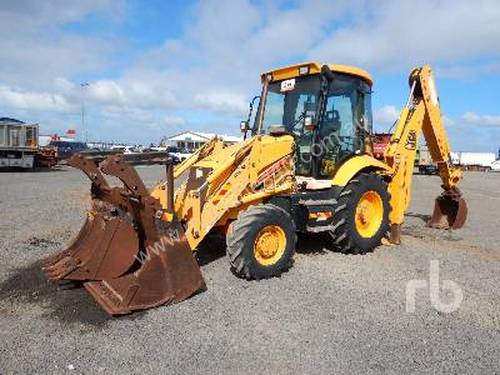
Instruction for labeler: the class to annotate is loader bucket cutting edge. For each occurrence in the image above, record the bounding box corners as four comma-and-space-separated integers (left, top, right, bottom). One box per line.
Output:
428, 189, 468, 230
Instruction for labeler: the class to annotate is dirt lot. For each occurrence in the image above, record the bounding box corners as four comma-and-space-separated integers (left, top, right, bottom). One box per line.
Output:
0, 166, 499, 374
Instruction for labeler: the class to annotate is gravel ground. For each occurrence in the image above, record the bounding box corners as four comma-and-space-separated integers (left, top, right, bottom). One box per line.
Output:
0, 166, 499, 374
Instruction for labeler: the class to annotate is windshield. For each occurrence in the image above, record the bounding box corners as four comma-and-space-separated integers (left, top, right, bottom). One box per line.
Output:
259, 75, 320, 135
255, 72, 373, 178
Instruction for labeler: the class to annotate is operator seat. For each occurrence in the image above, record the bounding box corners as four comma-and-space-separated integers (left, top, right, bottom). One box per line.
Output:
320, 109, 341, 139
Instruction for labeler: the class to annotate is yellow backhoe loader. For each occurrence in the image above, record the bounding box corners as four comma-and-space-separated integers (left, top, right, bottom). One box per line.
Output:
44, 63, 467, 315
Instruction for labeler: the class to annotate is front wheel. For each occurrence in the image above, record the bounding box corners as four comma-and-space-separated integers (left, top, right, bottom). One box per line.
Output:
226, 204, 297, 280
330, 173, 390, 254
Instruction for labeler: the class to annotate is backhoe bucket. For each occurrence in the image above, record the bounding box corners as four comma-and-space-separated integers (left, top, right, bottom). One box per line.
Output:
428, 188, 468, 229
43, 154, 206, 315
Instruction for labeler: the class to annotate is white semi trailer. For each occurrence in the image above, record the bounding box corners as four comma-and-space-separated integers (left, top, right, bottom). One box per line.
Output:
450, 151, 496, 171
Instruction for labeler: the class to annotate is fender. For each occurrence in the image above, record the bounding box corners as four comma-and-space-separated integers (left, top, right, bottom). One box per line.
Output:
331, 154, 390, 187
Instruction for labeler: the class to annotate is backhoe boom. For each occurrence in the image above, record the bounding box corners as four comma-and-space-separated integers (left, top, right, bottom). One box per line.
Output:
384, 65, 467, 242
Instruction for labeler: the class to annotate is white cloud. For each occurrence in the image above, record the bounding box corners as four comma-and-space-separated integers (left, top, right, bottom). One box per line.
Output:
0, 2, 126, 89
163, 115, 185, 126
53, 77, 76, 94
374, 105, 399, 126
194, 92, 248, 115
0, 0, 499, 147
86, 80, 125, 105
461, 112, 500, 127
309, 0, 500, 72
124, 80, 177, 109
129, 0, 352, 116
443, 115, 454, 127
0, 85, 76, 113
374, 105, 455, 130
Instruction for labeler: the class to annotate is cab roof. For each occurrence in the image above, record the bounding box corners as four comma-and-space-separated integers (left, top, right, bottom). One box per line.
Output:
262, 61, 373, 86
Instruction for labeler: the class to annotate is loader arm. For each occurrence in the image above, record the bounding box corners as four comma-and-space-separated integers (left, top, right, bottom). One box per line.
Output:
384, 65, 467, 242
173, 135, 296, 250
173, 137, 224, 178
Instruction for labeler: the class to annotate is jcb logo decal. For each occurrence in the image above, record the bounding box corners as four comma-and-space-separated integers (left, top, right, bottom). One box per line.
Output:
405, 130, 417, 150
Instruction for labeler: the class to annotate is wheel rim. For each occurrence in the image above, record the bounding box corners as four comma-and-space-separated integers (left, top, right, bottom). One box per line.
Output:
253, 225, 287, 266
355, 190, 384, 238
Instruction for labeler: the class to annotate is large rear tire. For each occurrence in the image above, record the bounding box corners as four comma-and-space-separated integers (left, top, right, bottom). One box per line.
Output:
330, 173, 390, 254
226, 204, 297, 280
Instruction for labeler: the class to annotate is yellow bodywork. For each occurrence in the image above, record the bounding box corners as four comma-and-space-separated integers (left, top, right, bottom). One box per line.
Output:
49, 61, 465, 317
151, 135, 296, 250
262, 61, 373, 86
151, 64, 460, 251
331, 155, 390, 187
383, 65, 463, 226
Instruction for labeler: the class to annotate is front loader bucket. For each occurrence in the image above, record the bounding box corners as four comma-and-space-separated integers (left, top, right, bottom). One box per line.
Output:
43, 155, 140, 281
85, 221, 206, 315
428, 188, 468, 229
43, 212, 139, 280
43, 153, 206, 315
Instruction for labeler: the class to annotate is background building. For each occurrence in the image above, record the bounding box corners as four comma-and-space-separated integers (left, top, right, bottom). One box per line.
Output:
163, 131, 242, 151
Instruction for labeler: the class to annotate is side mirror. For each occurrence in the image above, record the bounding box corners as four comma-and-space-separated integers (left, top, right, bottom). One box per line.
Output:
241, 96, 260, 136
240, 120, 250, 133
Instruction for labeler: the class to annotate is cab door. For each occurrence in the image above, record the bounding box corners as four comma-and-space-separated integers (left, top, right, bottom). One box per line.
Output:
317, 75, 372, 177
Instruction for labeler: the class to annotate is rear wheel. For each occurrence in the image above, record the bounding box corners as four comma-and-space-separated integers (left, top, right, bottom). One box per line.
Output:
330, 173, 390, 254
226, 204, 297, 280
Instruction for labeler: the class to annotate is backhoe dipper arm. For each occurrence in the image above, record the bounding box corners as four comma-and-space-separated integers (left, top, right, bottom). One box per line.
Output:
384, 65, 467, 242
414, 66, 463, 190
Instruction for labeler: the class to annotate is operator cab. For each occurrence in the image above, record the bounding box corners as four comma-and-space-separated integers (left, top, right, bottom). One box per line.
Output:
252, 62, 373, 179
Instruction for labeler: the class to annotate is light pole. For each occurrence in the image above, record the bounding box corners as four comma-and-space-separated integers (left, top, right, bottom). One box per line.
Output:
80, 82, 89, 142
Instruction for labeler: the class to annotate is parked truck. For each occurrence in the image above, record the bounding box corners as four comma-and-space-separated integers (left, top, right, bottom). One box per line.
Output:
0, 117, 57, 169
416, 145, 438, 175
0, 118, 39, 169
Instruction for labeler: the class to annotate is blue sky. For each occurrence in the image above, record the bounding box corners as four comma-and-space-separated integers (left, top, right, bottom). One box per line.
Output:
0, 0, 499, 152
